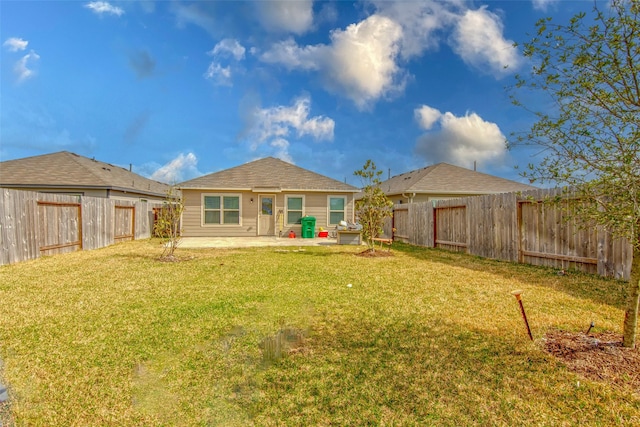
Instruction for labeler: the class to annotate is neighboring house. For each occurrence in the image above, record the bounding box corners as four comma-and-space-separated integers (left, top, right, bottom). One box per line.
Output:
379, 163, 536, 205
178, 157, 360, 237
0, 151, 173, 201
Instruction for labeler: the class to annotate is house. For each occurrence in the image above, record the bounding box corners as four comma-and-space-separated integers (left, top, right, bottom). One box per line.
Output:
379, 163, 536, 205
0, 151, 173, 202
178, 157, 360, 237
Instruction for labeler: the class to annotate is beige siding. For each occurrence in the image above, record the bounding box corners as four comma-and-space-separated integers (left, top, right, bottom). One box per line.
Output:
182, 189, 355, 237
1, 186, 166, 201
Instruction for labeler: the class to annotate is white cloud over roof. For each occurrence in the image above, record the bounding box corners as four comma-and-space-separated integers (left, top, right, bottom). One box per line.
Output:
450, 7, 521, 77
245, 95, 334, 162
84, 1, 124, 17
3, 37, 28, 52
415, 105, 506, 166
150, 152, 200, 184
415, 105, 442, 130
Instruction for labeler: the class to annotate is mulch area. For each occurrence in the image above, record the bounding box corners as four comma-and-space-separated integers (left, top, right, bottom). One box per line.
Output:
544, 330, 640, 394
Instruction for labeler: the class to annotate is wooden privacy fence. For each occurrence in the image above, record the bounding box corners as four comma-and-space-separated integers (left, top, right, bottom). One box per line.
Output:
387, 188, 633, 280
0, 189, 163, 265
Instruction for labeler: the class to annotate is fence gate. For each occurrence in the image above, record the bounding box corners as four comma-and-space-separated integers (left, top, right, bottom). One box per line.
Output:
37, 200, 83, 255
114, 205, 135, 242
434, 204, 468, 253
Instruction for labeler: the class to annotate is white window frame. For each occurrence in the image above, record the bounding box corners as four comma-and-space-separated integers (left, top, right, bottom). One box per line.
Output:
285, 195, 305, 225
201, 193, 242, 226
327, 195, 347, 225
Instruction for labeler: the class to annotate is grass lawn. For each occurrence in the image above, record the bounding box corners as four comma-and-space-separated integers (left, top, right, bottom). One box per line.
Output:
0, 239, 638, 426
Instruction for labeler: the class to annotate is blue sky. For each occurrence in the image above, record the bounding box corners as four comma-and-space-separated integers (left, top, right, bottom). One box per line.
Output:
1, 0, 585, 186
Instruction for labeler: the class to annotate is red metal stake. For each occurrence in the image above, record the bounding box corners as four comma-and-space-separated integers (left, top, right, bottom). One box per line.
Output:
511, 290, 533, 341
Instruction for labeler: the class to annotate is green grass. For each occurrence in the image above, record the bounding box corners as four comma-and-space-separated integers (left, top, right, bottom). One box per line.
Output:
0, 240, 638, 426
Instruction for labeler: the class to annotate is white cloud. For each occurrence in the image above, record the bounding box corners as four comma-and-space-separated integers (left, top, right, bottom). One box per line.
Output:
373, 0, 456, 59
253, 95, 334, 142
245, 95, 334, 161
414, 105, 506, 166
15, 50, 40, 83
84, 1, 124, 17
203, 62, 232, 86
450, 7, 521, 77
257, 0, 314, 34
324, 15, 405, 108
531, 0, 556, 11
150, 152, 200, 184
209, 39, 246, 61
3, 37, 28, 52
171, 2, 215, 34
415, 105, 442, 130
261, 14, 405, 109
205, 39, 245, 86
269, 138, 294, 163
260, 38, 322, 71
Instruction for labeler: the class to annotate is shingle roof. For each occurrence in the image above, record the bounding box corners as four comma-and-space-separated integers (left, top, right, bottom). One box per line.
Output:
380, 163, 536, 195
0, 151, 173, 197
179, 157, 359, 192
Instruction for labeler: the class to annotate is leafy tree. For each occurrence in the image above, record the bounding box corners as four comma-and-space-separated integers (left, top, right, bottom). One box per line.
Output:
354, 160, 394, 251
153, 187, 184, 260
510, 0, 640, 347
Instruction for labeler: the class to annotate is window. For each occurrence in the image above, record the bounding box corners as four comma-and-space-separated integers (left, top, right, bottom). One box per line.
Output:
203, 194, 240, 225
328, 196, 346, 225
286, 196, 304, 224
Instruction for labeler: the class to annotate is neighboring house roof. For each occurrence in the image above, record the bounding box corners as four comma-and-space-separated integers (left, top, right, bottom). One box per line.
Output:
380, 163, 536, 196
0, 151, 173, 198
179, 157, 359, 193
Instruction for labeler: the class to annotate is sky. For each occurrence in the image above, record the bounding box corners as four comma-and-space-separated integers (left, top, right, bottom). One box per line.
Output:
1, 0, 589, 187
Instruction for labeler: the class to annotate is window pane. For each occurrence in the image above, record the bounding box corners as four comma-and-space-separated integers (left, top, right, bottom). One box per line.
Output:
224, 196, 239, 210
288, 197, 302, 210
288, 211, 302, 224
205, 211, 220, 224
261, 197, 273, 215
330, 212, 344, 224
330, 197, 345, 211
224, 211, 240, 224
204, 196, 220, 209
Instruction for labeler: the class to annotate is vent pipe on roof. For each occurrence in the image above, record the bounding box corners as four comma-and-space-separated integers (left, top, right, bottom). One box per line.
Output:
474, 161, 477, 171
129, 163, 132, 172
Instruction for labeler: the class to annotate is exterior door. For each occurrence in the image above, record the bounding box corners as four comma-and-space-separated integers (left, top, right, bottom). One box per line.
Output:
258, 195, 275, 236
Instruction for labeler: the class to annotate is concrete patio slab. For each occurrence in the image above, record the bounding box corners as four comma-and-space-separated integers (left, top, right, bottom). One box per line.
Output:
178, 236, 340, 249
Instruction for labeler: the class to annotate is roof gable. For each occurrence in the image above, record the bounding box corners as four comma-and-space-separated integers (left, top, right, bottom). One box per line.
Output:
380, 163, 536, 195
179, 157, 358, 192
0, 151, 173, 197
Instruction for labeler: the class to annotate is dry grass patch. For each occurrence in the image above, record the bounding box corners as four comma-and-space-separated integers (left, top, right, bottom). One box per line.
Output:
0, 240, 638, 425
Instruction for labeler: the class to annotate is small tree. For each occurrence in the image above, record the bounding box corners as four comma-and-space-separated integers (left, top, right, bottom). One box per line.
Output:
153, 187, 184, 260
510, 0, 640, 347
354, 160, 394, 251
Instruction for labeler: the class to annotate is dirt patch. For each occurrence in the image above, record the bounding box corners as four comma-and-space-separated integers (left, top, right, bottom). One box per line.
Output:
355, 249, 394, 258
544, 330, 640, 394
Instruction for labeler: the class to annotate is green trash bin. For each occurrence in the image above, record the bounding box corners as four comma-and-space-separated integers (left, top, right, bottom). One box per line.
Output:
300, 216, 316, 239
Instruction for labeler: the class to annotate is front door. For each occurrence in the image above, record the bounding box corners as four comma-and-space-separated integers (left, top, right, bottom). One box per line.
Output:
258, 195, 275, 236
